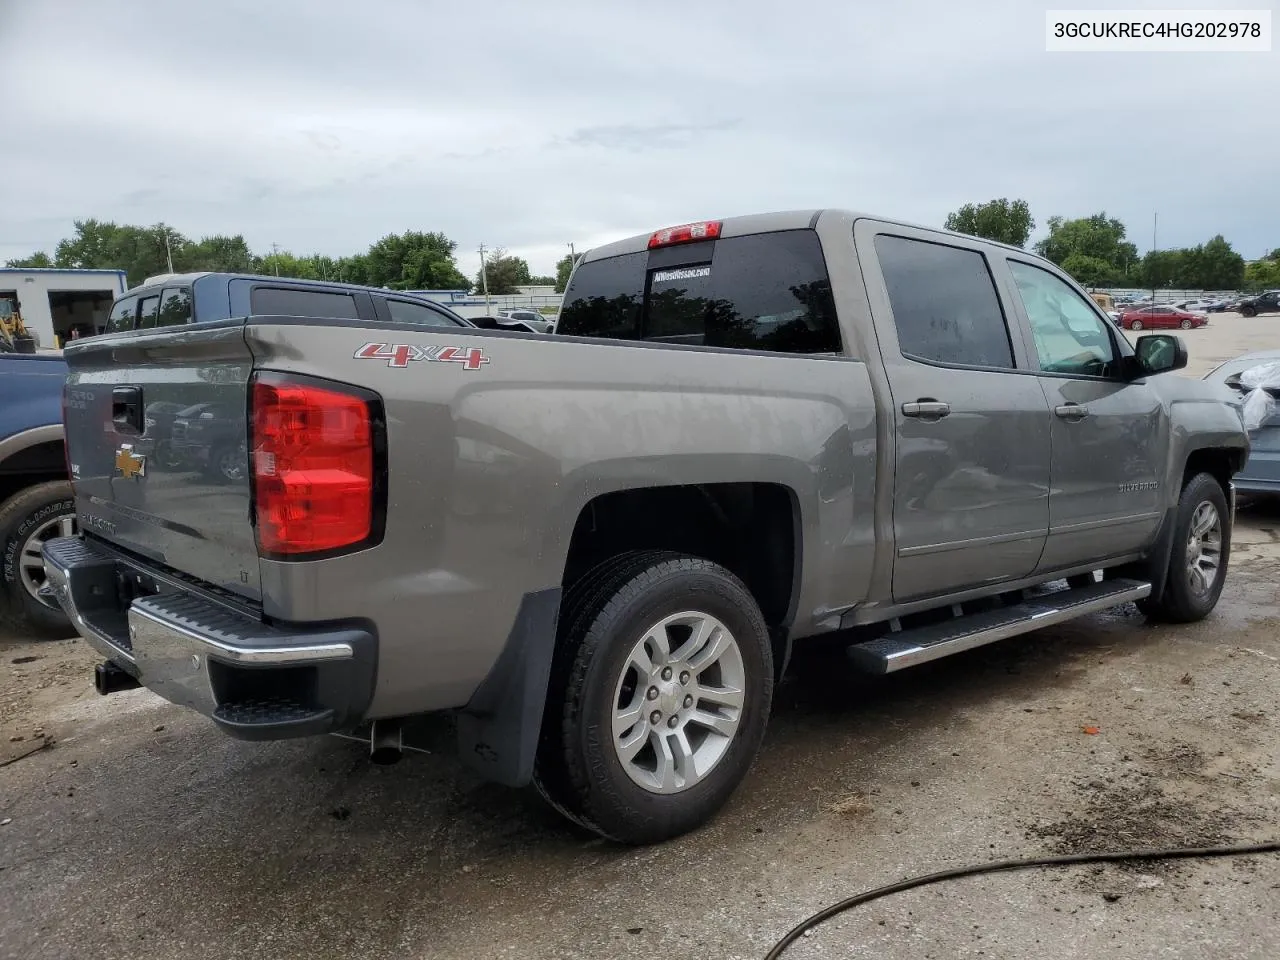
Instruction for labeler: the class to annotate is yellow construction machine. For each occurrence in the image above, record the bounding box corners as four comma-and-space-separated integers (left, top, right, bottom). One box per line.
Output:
0, 297, 36, 352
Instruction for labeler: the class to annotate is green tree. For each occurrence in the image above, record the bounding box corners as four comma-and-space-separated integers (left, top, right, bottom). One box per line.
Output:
1035, 213, 1139, 279
1061, 254, 1120, 287
4, 251, 53, 268
528, 275, 556, 286
476, 248, 532, 295
51, 219, 187, 286
1181, 235, 1245, 290
363, 231, 468, 290
943, 198, 1035, 247
1138, 249, 1190, 289
253, 250, 322, 280
183, 234, 255, 273
1244, 258, 1280, 291
554, 252, 584, 293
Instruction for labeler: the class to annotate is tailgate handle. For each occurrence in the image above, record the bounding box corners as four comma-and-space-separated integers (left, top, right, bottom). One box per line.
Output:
111, 386, 144, 435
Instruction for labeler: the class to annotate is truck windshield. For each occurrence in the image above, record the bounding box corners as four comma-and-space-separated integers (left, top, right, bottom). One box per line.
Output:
559, 229, 842, 355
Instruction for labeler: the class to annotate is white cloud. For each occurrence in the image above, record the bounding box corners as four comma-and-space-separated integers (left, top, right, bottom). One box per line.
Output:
1, 0, 1275, 280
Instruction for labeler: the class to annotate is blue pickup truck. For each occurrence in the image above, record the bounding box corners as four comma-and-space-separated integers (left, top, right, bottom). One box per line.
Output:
0, 344, 74, 638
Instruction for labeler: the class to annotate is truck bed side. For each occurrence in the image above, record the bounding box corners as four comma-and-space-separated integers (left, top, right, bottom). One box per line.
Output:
243, 319, 878, 716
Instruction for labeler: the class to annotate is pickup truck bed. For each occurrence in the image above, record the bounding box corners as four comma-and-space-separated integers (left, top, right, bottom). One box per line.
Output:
46, 215, 1248, 843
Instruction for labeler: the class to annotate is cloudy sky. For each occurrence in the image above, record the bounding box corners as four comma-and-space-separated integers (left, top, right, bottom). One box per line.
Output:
2, 0, 1276, 279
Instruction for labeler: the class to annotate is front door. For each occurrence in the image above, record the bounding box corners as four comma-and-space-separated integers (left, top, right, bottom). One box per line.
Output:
1003, 259, 1167, 570
860, 226, 1052, 602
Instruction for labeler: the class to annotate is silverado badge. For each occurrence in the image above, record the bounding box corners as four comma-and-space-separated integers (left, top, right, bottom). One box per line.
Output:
114, 443, 146, 480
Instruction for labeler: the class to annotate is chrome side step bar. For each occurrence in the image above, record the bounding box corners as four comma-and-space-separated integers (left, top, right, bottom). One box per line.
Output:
847, 578, 1152, 674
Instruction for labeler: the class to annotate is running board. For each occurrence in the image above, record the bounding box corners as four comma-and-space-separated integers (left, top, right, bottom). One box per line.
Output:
847, 578, 1152, 674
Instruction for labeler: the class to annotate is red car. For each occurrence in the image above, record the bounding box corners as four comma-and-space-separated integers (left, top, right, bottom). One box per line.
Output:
1120, 305, 1208, 331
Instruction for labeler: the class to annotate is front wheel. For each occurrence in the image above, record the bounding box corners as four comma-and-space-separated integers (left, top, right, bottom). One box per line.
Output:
1240, 306, 1257, 318
1180, 318, 1192, 330
534, 553, 773, 844
1137, 472, 1230, 623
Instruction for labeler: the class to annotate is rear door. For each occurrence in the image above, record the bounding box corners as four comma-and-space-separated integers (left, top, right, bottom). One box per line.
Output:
855, 222, 1053, 602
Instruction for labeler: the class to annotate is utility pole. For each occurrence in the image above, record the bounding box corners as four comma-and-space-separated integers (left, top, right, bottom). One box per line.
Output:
478, 243, 491, 312
1152, 212, 1157, 302
271, 242, 280, 277
163, 228, 174, 274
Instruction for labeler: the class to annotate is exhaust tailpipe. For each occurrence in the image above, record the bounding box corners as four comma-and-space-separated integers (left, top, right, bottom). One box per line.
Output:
369, 718, 404, 765
94, 661, 141, 696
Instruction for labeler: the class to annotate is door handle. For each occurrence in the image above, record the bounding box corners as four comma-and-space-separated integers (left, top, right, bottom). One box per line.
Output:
902, 400, 951, 420
1054, 403, 1089, 421
111, 386, 145, 435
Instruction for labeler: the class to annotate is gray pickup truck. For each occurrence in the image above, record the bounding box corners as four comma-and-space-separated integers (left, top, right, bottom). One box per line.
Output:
45, 211, 1247, 844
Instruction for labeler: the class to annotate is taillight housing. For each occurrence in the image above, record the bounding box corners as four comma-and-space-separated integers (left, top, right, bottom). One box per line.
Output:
648, 220, 722, 249
250, 373, 385, 558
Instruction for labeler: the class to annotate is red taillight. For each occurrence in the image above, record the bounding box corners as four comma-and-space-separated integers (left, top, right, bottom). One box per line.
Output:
647, 220, 722, 249
251, 376, 377, 556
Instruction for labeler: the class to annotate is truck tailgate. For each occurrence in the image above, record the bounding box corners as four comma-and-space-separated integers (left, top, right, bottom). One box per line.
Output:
63, 323, 261, 602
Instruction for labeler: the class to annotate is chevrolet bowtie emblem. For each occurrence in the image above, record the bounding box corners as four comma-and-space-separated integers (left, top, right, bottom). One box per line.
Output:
114, 443, 146, 480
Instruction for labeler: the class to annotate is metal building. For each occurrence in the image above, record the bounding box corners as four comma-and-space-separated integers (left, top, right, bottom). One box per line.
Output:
0, 268, 128, 348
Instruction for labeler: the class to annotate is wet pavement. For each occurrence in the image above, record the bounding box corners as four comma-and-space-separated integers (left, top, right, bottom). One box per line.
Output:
3, 515, 1278, 959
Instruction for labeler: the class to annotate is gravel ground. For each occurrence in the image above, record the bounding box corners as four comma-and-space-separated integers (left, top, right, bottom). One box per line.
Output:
2, 314, 1278, 960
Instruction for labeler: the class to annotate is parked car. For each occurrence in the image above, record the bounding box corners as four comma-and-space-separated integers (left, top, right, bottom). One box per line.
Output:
45, 216, 1246, 844
1120, 305, 1208, 330
1204, 350, 1280, 494
1234, 290, 1280, 318
0, 352, 74, 638
1205, 298, 1237, 313
470, 315, 542, 334
496, 309, 555, 333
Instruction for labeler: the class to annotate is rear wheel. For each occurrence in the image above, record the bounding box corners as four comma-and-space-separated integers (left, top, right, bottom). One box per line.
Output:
1240, 306, 1257, 318
534, 553, 773, 844
0, 481, 76, 639
1137, 472, 1230, 623
1129, 319, 1143, 331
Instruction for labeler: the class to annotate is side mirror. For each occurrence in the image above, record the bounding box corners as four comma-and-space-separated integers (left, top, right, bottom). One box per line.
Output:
1134, 334, 1188, 376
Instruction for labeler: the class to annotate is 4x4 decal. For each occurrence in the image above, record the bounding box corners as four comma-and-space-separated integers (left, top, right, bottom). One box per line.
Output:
354, 342, 490, 370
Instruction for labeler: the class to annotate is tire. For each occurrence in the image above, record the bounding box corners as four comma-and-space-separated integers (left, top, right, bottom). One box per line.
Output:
1129, 320, 1143, 331
1240, 306, 1256, 318
1180, 319, 1192, 330
534, 553, 773, 844
1137, 472, 1230, 624
0, 481, 76, 639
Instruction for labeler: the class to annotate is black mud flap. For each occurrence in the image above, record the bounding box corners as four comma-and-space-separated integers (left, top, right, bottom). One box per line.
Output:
456, 588, 561, 787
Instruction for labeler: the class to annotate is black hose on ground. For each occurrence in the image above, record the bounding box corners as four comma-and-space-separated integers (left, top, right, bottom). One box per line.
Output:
764, 840, 1280, 959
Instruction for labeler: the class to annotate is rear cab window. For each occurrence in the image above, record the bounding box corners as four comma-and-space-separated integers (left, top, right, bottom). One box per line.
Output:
558, 228, 843, 355
250, 287, 361, 319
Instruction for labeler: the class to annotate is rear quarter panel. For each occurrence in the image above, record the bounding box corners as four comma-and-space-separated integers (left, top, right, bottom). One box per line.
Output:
245, 320, 877, 716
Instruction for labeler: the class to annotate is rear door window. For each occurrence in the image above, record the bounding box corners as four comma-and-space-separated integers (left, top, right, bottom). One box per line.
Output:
558, 229, 842, 354
874, 235, 1014, 369
250, 287, 360, 319
107, 296, 138, 332
137, 295, 160, 330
